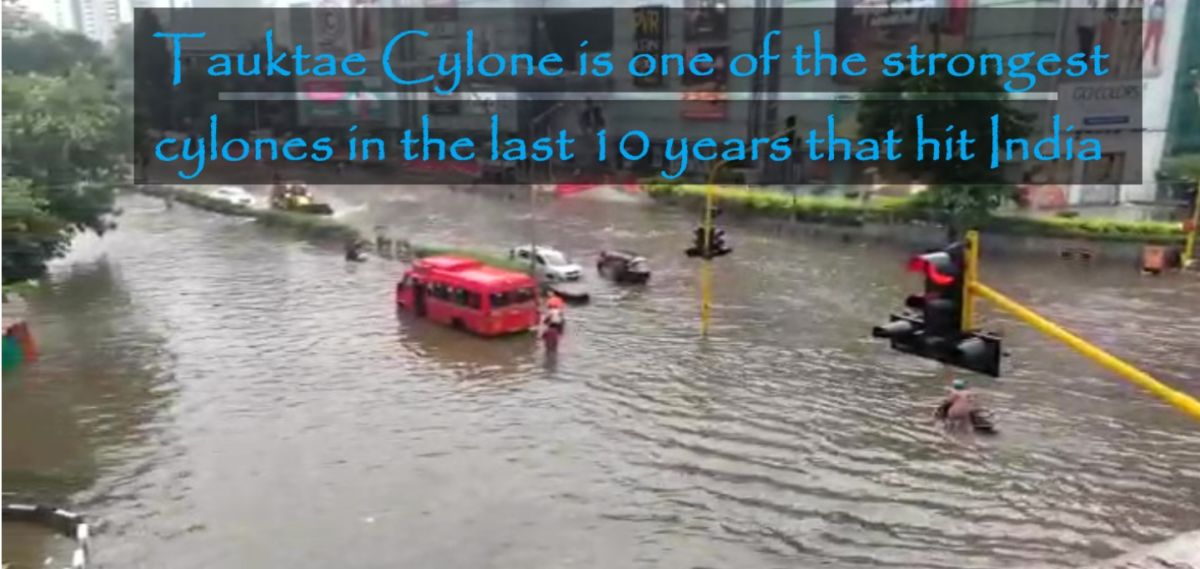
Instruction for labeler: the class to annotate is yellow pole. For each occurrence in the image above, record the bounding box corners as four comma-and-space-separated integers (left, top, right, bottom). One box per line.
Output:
970, 280, 1200, 423
699, 257, 712, 335
1183, 181, 1200, 265
698, 124, 796, 336
962, 230, 979, 331
700, 161, 727, 336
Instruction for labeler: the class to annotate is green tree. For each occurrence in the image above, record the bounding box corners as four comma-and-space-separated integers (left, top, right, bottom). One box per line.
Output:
3, 179, 73, 283
2, 1, 111, 77
857, 60, 1033, 238
2, 17, 125, 283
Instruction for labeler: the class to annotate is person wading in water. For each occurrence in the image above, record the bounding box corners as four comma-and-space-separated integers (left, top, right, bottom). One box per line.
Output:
541, 295, 565, 353
940, 378, 975, 432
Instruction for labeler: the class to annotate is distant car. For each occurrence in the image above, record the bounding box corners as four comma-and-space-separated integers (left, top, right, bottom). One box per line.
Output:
597, 250, 651, 284
207, 186, 255, 207
509, 245, 583, 282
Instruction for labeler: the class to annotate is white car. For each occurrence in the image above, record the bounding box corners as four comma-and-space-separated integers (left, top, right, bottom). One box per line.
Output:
509, 245, 583, 282
207, 186, 255, 207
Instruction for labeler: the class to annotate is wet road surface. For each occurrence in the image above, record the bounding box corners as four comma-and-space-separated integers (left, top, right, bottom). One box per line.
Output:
4, 188, 1200, 568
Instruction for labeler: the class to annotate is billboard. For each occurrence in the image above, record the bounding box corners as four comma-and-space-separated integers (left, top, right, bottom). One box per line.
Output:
1056, 81, 1143, 129
833, 0, 970, 85
1142, 0, 1167, 76
632, 5, 667, 88
682, 0, 729, 120
680, 45, 729, 120
1063, 1, 1147, 78
684, 0, 728, 42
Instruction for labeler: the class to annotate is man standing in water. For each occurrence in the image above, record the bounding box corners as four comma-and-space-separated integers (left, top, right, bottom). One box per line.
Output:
541, 295, 565, 353
941, 378, 975, 432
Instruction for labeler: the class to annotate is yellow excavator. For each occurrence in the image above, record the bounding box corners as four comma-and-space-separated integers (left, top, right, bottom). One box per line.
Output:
270, 182, 333, 215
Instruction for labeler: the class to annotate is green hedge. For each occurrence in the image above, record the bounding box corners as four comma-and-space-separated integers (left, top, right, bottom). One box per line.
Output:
136, 185, 363, 242
411, 244, 531, 273
641, 180, 1185, 244
982, 215, 1184, 243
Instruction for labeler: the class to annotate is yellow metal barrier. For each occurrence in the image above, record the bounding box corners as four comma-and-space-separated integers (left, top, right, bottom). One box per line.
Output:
969, 280, 1200, 423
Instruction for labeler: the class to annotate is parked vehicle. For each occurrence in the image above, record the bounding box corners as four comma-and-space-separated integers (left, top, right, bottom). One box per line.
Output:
270, 182, 333, 215
508, 245, 583, 282
207, 186, 256, 207
395, 256, 539, 336
596, 250, 651, 284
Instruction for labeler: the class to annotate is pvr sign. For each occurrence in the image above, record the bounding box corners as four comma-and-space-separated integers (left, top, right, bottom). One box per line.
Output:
633, 6, 666, 88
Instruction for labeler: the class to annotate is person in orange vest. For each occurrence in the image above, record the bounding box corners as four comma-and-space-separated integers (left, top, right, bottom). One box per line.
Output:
541, 295, 566, 352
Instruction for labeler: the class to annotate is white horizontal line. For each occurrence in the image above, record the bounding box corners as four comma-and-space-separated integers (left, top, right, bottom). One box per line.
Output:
219, 91, 1058, 102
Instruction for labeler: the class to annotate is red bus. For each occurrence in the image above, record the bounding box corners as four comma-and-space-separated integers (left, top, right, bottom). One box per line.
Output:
395, 256, 539, 336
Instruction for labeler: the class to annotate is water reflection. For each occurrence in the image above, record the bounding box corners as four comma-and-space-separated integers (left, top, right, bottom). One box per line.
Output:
3, 254, 178, 566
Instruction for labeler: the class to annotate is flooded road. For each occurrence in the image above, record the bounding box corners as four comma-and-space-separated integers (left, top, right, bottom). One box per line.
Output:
5, 188, 1200, 569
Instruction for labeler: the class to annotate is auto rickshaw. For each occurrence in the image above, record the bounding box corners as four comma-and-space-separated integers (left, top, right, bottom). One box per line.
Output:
596, 250, 651, 284
270, 182, 334, 215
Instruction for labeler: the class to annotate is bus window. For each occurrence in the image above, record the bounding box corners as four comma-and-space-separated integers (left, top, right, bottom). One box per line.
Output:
467, 292, 482, 310
490, 291, 511, 308
454, 288, 470, 307
431, 283, 450, 300
512, 288, 535, 304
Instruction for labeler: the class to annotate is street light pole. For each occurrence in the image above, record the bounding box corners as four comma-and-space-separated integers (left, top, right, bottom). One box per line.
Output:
526, 103, 564, 280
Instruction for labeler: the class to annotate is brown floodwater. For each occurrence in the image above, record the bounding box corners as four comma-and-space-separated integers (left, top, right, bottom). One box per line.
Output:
4, 188, 1199, 568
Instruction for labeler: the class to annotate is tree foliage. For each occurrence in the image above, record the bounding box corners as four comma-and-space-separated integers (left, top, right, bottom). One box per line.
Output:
1161, 154, 1200, 182
2, 15, 126, 283
857, 59, 1033, 238
2, 0, 111, 76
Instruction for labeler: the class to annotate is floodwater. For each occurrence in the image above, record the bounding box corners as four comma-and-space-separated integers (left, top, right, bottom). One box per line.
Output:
4, 188, 1200, 569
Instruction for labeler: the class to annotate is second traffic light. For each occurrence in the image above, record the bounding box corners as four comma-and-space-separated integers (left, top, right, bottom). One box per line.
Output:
686, 226, 732, 259
686, 206, 732, 260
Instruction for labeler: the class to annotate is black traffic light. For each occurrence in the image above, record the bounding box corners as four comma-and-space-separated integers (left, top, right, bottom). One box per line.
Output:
872, 242, 1003, 377
687, 227, 707, 258
709, 227, 732, 257
686, 206, 732, 259
909, 244, 964, 339
685, 225, 733, 259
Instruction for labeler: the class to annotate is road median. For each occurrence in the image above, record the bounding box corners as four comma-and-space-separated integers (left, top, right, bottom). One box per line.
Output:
642, 181, 1186, 246
128, 186, 530, 272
